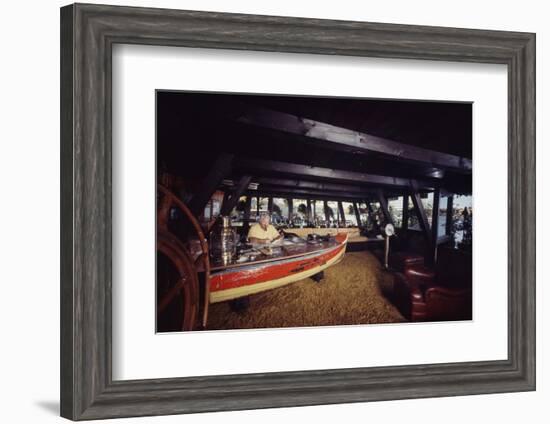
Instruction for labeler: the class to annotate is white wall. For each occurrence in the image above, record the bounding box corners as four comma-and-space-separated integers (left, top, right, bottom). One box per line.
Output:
0, 0, 545, 422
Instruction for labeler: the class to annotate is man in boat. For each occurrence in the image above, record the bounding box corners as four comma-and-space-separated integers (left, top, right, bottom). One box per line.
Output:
248, 213, 284, 244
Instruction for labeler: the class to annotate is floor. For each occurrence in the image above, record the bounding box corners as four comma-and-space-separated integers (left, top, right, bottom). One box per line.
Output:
206, 251, 405, 331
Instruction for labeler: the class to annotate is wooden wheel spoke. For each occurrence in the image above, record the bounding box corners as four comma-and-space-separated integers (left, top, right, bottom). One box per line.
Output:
158, 277, 187, 313
157, 184, 212, 330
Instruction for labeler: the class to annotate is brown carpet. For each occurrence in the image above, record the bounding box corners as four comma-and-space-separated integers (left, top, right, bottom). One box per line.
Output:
207, 251, 405, 330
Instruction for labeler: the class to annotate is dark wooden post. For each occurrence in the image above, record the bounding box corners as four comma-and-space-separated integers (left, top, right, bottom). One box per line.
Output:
353, 202, 362, 228
306, 199, 312, 224
402, 192, 409, 231
188, 153, 234, 216
409, 181, 432, 263
338, 201, 346, 227
288, 198, 293, 221
323, 200, 330, 223
220, 175, 251, 216
256, 196, 260, 216
267, 197, 274, 214
446, 195, 454, 235
430, 187, 441, 264
242, 195, 252, 236
376, 189, 394, 226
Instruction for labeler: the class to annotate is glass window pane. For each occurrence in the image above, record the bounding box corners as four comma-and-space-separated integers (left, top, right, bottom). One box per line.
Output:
407, 193, 434, 230
292, 199, 308, 227
229, 196, 247, 227
387, 196, 404, 228
258, 197, 268, 213
423, 193, 434, 227
202, 191, 223, 223
451, 195, 473, 248
272, 198, 289, 225
437, 194, 448, 237
407, 197, 419, 230
326, 201, 339, 227
250, 196, 268, 222
356, 201, 372, 229
250, 197, 258, 221
313, 200, 326, 227
342, 202, 358, 226
369, 201, 385, 227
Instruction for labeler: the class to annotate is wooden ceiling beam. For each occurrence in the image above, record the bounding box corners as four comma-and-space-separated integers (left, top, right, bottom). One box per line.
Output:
245, 188, 376, 203
234, 105, 472, 174
235, 157, 434, 190
254, 177, 379, 194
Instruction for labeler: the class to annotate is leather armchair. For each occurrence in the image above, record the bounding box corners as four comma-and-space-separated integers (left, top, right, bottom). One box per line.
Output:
400, 262, 472, 322
406, 278, 472, 322
388, 251, 424, 273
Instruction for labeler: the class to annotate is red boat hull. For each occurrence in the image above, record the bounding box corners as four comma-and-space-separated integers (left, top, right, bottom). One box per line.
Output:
209, 233, 347, 303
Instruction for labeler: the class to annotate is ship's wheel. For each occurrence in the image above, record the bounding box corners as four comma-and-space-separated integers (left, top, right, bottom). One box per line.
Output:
156, 185, 211, 331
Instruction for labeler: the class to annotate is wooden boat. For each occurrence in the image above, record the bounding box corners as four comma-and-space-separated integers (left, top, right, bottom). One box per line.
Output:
156, 185, 347, 330
209, 233, 348, 303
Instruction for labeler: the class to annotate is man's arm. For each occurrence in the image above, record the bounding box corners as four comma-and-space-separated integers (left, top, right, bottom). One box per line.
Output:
270, 227, 284, 242
248, 237, 270, 244
272, 232, 283, 241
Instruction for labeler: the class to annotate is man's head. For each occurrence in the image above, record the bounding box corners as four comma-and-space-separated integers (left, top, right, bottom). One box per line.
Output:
259, 213, 271, 229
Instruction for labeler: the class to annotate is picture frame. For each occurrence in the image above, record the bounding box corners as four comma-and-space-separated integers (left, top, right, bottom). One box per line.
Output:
60, 3, 535, 420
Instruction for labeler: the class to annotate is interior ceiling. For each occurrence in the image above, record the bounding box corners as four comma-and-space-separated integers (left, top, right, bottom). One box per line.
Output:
157, 91, 472, 194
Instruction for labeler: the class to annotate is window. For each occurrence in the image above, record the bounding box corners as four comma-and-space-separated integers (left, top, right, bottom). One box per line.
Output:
437, 194, 449, 237
407, 193, 434, 230
313, 200, 325, 226
341, 202, 358, 226
356, 201, 372, 229
258, 197, 268, 213
325, 201, 340, 227
451, 195, 473, 248
369, 201, 385, 227
250, 197, 257, 220
387, 196, 404, 228
271, 198, 289, 225
423, 193, 434, 226
202, 191, 223, 223
291, 198, 308, 227
250, 196, 268, 221
228, 196, 247, 227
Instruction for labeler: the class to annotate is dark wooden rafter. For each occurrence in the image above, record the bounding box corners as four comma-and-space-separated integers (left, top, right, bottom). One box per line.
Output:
376, 189, 394, 226
430, 187, 441, 264
188, 153, 234, 216
402, 191, 409, 231
353, 202, 362, 227
242, 195, 252, 236
246, 188, 373, 202
287, 198, 293, 219
338, 202, 346, 226
235, 158, 433, 189
220, 175, 252, 216
233, 105, 472, 174
446, 194, 454, 235
254, 177, 386, 195
409, 180, 431, 244
255, 186, 371, 199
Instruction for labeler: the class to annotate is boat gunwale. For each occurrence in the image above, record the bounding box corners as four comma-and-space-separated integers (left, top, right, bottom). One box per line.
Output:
210, 233, 348, 274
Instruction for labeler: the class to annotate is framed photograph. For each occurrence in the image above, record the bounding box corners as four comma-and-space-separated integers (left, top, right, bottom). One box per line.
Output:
60, 3, 535, 420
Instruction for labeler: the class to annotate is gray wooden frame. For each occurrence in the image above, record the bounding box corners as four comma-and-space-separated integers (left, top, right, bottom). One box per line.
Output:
60, 3, 536, 421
